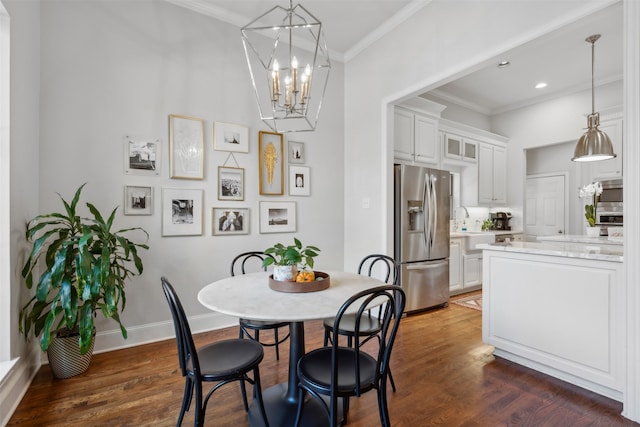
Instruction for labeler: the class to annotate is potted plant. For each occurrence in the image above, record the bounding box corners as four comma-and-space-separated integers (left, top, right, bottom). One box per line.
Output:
579, 181, 603, 236
263, 237, 320, 281
19, 184, 149, 378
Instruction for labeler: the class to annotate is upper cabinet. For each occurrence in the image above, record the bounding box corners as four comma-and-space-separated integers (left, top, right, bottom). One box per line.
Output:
590, 117, 623, 180
478, 143, 507, 205
393, 98, 446, 167
442, 133, 478, 163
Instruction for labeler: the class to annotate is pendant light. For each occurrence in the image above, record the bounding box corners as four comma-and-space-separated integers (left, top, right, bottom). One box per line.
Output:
241, 0, 331, 133
572, 34, 616, 162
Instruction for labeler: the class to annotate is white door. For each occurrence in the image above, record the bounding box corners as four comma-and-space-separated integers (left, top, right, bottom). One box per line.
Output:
525, 175, 566, 237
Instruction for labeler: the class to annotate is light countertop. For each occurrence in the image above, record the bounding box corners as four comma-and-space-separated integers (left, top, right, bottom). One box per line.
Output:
450, 229, 522, 238
477, 240, 623, 262
536, 234, 623, 245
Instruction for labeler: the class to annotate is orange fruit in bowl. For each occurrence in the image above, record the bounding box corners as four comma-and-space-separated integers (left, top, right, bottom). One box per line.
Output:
296, 271, 315, 282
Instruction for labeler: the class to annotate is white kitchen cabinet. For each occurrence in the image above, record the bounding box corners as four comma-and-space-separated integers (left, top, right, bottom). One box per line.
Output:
478, 143, 507, 205
393, 100, 445, 166
443, 133, 478, 163
463, 253, 482, 287
590, 118, 623, 180
449, 238, 463, 293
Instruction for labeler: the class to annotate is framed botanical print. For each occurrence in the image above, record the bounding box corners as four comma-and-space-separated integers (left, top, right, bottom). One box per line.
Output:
288, 141, 305, 164
161, 187, 203, 236
259, 201, 296, 233
218, 166, 244, 201
124, 185, 153, 215
289, 166, 310, 196
169, 114, 205, 180
213, 121, 249, 153
124, 136, 160, 175
258, 131, 284, 195
212, 208, 249, 235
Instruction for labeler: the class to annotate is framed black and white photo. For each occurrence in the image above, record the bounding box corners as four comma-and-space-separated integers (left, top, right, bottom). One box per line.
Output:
124, 136, 160, 175
259, 131, 284, 195
288, 140, 305, 164
212, 208, 249, 235
218, 166, 244, 201
124, 185, 153, 215
289, 166, 310, 196
169, 114, 204, 180
259, 201, 296, 233
161, 188, 203, 236
214, 121, 249, 153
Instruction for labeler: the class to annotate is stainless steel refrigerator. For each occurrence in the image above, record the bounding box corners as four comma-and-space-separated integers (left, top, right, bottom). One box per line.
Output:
394, 164, 450, 313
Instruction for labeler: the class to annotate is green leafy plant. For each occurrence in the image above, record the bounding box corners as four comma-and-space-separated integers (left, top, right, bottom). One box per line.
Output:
579, 182, 603, 227
262, 237, 320, 270
19, 184, 149, 354
481, 218, 493, 231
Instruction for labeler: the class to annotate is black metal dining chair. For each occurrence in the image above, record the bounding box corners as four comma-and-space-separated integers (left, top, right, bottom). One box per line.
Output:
161, 277, 270, 427
322, 254, 400, 391
294, 285, 406, 427
231, 251, 290, 360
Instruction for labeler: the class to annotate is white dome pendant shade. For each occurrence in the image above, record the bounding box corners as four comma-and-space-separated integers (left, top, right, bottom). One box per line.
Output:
572, 34, 616, 162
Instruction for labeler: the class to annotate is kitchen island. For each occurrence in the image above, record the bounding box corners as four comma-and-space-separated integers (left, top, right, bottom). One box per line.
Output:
478, 240, 625, 401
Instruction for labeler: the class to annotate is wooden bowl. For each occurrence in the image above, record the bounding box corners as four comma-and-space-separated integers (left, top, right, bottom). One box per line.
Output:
268, 271, 330, 293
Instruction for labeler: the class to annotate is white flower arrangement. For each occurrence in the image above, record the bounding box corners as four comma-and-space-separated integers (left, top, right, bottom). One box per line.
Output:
578, 182, 603, 227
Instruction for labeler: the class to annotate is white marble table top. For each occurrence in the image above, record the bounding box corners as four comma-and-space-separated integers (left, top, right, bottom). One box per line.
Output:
198, 270, 386, 322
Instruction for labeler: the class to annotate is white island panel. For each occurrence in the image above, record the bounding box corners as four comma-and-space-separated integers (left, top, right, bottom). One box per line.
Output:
482, 248, 624, 401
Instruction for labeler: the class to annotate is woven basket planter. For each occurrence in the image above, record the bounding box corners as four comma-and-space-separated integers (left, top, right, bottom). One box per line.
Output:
47, 328, 95, 379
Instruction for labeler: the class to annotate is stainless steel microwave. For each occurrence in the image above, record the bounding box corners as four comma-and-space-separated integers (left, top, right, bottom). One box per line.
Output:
596, 179, 623, 227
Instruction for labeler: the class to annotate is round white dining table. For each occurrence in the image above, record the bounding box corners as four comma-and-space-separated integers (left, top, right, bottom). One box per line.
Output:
197, 270, 386, 427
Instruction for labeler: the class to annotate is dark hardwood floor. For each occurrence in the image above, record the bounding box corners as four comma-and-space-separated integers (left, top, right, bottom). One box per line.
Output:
9, 292, 638, 426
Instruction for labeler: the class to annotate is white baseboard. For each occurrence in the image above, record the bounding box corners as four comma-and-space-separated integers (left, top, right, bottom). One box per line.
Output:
0, 346, 40, 427
52, 311, 239, 358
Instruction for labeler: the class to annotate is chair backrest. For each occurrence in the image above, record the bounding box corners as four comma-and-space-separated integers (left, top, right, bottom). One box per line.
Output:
161, 277, 200, 378
230, 251, 275, 276
357, 254, 399, 285
330, 285, 406, 396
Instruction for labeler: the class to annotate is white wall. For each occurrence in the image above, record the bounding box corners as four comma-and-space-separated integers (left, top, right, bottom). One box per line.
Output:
1, 0, 42, 424
33, 1, 345, 349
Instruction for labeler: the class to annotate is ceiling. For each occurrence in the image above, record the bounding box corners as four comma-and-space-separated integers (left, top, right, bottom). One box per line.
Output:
169, 0, 623, 116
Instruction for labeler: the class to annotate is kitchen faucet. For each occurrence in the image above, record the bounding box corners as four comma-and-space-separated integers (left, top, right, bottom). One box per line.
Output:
461, 206, 469, 218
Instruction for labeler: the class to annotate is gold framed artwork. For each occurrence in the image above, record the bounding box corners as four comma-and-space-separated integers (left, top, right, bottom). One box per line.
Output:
258, 130, 284, 195
169, 114, 204, 180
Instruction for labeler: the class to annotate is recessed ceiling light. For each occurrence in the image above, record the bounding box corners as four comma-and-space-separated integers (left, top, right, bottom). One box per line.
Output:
535, 82, 548, 89
497, 61, 510, 68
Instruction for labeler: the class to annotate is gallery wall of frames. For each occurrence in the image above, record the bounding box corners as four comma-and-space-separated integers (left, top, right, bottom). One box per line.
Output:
123, 114, 311, 238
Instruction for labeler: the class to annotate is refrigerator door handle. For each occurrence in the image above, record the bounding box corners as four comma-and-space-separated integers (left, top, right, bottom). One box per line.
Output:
422, 176, 429, 248
431, 174, 438, 248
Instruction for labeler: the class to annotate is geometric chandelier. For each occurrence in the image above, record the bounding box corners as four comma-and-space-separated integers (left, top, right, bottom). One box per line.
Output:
241, 0, 331, 133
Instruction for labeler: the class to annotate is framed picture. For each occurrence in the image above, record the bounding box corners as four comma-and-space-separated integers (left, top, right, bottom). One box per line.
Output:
124, 185, 153, 215
212, 208, 249, 235
289, 166, 310, 196
288, 141, 305, 164
169, 114, 204, 180
161, 187, 203, 236
214, 121, 249, 153
218, 166, 244, 201
259, 201, 296, 233
124, 136, 160, 175
259, 131, 284, 195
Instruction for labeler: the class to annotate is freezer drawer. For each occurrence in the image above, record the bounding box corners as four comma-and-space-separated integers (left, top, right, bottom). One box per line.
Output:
400, 260, 449, 313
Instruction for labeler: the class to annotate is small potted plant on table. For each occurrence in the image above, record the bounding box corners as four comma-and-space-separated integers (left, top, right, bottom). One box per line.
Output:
263, 237, 320, 281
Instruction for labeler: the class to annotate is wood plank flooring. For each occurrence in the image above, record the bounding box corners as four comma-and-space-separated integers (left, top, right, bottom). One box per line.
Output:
8, 293, 638, 426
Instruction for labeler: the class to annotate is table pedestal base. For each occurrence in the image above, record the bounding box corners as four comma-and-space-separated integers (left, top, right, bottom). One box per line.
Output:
248, 383, 344, 427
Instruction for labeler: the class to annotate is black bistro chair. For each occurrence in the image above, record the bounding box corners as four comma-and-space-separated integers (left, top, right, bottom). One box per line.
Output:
322, 254, 400, 391
161, 277, 270, 427
231, 251, 290, 360
295, 285, 406, 427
